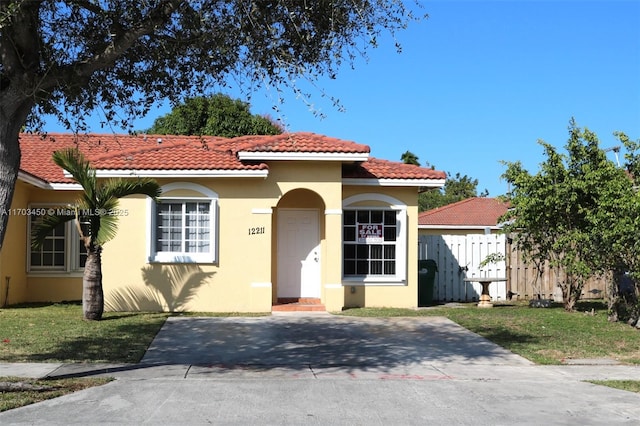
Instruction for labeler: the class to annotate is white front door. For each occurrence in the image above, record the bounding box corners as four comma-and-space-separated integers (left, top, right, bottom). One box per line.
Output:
277, 209, 321, 298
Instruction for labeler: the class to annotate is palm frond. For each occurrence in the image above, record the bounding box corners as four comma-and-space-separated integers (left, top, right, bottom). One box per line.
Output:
31, 209, 76, 250
91, 178, 160, 246
97, 178, 161, 205
51, 150, 160, 247
93, 197, 120, 245
52, 149, 97, 201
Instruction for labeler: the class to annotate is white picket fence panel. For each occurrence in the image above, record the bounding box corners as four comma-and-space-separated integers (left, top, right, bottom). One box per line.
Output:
419, 234, 507, 302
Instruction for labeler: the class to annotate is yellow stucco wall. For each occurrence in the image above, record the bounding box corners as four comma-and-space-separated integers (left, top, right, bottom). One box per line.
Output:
5, 161, 424, 312
341, 186, 421, 310
103, 177, 424, 312
24, 187, 84, 303
0, 182, 84, 305
102, 162, 346, 313
0, 181, 30, 305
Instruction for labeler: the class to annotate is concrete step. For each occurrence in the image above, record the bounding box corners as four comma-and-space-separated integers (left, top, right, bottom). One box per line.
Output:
272, 299, 326, 312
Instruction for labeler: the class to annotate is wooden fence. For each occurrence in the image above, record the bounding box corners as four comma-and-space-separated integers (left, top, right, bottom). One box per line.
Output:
505, 239, 608, 300
419, 234, 608, 302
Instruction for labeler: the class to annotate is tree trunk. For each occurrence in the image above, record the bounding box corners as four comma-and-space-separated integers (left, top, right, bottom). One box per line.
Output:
608, 269, 639, 324
0, 95, 34, 248
608, 269, 623, 322
83, 244, 104, 320
560, 274, 583, 311
0, 128, 20, 250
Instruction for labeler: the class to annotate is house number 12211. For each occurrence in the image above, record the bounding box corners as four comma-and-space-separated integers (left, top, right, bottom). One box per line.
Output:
248, 227, 265, 235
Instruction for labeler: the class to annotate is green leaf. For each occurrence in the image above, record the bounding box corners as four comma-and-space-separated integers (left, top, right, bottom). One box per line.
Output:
31, 210, 75, 250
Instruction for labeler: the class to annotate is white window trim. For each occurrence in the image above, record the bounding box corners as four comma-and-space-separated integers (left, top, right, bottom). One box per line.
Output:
26, 203, 85, 276
147, 183, 219, 264
341, 194, 407, 285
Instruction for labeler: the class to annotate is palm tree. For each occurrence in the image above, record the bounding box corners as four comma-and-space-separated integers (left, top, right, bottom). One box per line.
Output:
32, 148, 161, 320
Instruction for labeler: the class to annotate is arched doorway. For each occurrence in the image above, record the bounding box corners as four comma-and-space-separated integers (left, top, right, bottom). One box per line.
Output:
274, 189, 326, 303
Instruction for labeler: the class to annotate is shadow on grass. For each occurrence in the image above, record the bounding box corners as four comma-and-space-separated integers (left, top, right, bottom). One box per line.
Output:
3, 301, 81, 309
17, 315, 167, 364
99, 312, 153, 321
575, 300, 607, 312
476, 328, 541, 347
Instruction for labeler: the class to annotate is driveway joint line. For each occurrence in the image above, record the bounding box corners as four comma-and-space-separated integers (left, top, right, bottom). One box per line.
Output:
309, 364, 318, 379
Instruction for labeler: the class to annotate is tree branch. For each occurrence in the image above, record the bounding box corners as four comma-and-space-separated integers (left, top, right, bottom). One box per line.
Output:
40, 0, 183, 92
0, 1, 40, 81
72, 0, 105, 16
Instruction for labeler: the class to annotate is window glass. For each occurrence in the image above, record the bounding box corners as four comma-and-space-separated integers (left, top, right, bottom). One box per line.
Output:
29, 216, 66, 270
343, 209, 398, 277
154, 198, 215, 262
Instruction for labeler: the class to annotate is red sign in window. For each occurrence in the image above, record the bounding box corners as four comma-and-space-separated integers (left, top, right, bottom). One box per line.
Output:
358, 224, 383, 243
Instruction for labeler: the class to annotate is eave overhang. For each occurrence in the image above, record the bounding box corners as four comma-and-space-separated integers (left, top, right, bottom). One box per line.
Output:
342, 178, 446, 188
238, 151, 370, 162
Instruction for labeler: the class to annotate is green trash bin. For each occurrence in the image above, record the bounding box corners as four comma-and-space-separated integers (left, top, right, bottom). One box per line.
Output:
418, 259, 437, 307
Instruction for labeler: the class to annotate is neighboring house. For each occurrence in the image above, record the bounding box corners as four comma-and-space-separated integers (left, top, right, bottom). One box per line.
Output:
418, 197, 509, 236
419, 197, 607, 301
418, 198, 509, 302
0, 132, 445, 312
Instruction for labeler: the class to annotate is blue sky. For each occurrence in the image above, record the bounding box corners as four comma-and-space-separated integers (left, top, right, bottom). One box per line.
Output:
44, 1, 640, 196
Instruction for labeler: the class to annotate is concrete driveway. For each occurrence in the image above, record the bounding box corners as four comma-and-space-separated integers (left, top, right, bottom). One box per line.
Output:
2, 314, 640, 425
140, 314, 531, 372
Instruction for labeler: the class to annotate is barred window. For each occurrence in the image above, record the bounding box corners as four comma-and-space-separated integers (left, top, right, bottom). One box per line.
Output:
150, 183, 218, 264
156, 201, 211, 254
343, 209, 398, 277
28, 209, 86, 272
30, 218, 66, 270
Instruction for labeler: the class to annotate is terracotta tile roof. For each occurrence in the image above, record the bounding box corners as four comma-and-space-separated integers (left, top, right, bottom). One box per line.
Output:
418, 197, 509, 227
230, 132, 371, 154
89, 142, 266, 172
344, 158, 447, 181
18, 132, 444, 185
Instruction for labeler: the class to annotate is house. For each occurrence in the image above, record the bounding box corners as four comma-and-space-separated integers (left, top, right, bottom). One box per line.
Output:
0, 132, 446, 312
418, 198, 509, 302
418, 197, 509, 236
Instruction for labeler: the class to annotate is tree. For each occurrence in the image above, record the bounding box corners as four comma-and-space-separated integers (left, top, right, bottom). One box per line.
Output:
501, 120, 638, 312
32, 149, 160, 320
0, 1, 420, 248
419, 172, 488, 211
401, 150, 420, 166
146, 94, 283, 137
586, 132, 640, 323
400, 150, 485, 213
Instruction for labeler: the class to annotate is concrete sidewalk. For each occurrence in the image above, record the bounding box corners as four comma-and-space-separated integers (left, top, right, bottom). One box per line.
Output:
1, 315, 640, 425
4, 360, 640, 382
5, 361, 640, 382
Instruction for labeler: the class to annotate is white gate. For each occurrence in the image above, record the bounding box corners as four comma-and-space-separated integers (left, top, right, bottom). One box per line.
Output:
419, 234, 507, 302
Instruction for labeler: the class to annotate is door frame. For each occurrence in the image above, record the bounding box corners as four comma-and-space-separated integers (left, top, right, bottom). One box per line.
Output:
276, 208, 321, 299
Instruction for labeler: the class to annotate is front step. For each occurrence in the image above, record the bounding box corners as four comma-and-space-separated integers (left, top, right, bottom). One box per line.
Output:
272, 297, 326, 312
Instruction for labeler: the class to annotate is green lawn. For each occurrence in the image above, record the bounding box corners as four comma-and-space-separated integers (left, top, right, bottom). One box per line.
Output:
339, 300, 640, 365
0, 302, 169, 363
0, 302, 168, 412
